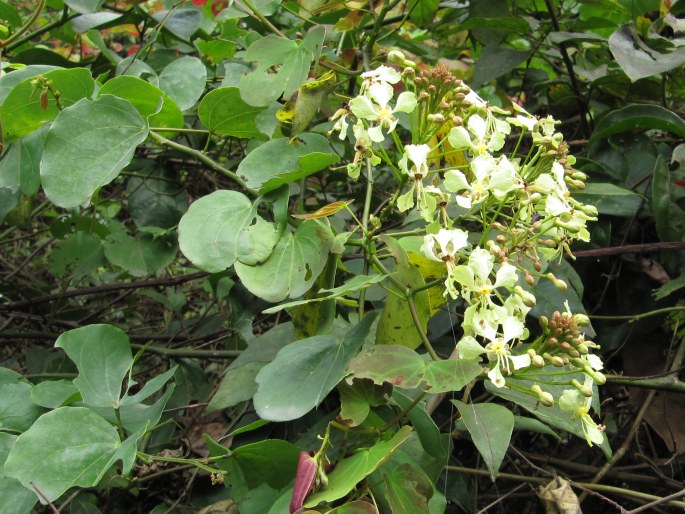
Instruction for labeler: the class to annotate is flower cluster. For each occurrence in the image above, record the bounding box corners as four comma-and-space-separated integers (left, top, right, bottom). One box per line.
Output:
331, 58, 604, 446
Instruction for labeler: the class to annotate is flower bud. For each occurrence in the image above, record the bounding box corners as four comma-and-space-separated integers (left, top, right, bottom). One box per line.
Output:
531, 385, 554, 407
388, 50, 416, 67
514, 286, 536, 307
428, 113, 445, 124
550, 355, 565, 367
539, 315, 549, 328
571, 378, 593, 397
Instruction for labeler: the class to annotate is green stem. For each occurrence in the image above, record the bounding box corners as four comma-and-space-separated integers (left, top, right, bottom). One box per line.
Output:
407, 294, 438, 361
238, 0, 286, 37
359, 159, 375, 319
590, 306, 685, 323
444, 466, 685, 508
1, 0, 46, 49
5, 7, 77, 51
148, 131, 255, 195
131, 344, 241, 359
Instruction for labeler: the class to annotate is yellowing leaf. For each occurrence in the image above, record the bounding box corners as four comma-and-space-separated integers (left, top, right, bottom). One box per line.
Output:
292, 199, 354, 219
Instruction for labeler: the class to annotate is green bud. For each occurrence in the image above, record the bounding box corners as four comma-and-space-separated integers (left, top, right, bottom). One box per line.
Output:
0, 24, 9, 39
571, 378, 593, 397
514, 286, 536, 307
539, 315, 549, 328
531, 385, 554, 407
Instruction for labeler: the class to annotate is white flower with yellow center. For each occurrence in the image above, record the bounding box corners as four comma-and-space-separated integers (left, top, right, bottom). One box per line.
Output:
421, 228, 469, 298
444, 154, 521, 209
559, 386, 604, 446
349, 82, 417, 142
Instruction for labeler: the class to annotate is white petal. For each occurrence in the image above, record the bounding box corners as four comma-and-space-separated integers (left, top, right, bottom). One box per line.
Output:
502, 316, 524, 343
367, 82, 393, 108
457, 336, 485, 360
397, 186, 415, 212
444, 169, 469, 192
349, 95, 378, 119
405, 144, 431, 168
494, 262, 518, 289
394, 91, 418, 113
488, 364, 506, 388
467, 114, 487, 141
469, 248, 494, 281
367, 124, 386, 143
508, 353, 531, 370
447, 126, 473, 150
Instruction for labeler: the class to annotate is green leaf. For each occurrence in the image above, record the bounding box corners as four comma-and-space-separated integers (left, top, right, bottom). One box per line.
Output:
104, 232, 177, 277
0, 126, 47, 197
239, 27, 326, 106
158, 56, 207, 111
410, 0, 439, 27
64, 0, 105, 13
55, 324, 133, 408
338, 378, 392, 426
328, 501, 379, 513
0, 66, 57, 104
652, 155, 685, 241
4, 407, 122, 503
590, 104, 685, 145
0, 477, 37, 514
98, 76, 183, 130
152, 9, 202, 41
198, 87, 267, 139
178, 190, 277, 273
378, 462, 433, 513
573, 182, 643, 217
347, 345, 426, 389
513, 416, 560, 440
207, 323, 296, 412
0, 382, 45, 432
304, 426, 413, 508
263, 274, 386, 314
30, 380, 80, 409
49, 232, 105, 278
609, 22, 685, 81
0, 68, 95, 143
0, 2, 22, 28
392, 391, 446, 460
376, 264, 430, 350
471, 46, 530, 88
422, 359, 483, 394
40, 95, 149, 209
126, 166, 187, 229
254, 315, 375, 421
654, 273, 685, 300
452, 401, 514, 480
237, 133, 339, 193
235, 220, 330, 303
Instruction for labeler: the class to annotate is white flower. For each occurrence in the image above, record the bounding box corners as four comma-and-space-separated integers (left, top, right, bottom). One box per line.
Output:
451, 248, 518, 306
447, 113, 511, 156
346, 121, 379, 179
330, 107, 352, 140
421, 228, 469, 299
349, 84, 417, 142
444, 154, 521, 209
559, 388, 604, 446
485, 319, 531, 388
360, 65, 401, 92
397, 144, 433, 213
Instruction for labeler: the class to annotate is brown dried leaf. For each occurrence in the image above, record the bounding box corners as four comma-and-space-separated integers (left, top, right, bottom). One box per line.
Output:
538, 477, 582, 514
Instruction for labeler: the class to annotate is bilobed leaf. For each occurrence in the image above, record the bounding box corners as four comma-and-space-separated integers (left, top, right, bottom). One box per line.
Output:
253, 315, 375, 421
328, 501, 378, 513
422, 359, 483, 393
237, 133, 339, 193
239, 26, 326, 106
347, 345, 426, 389
304, 426, 413, 507
0, 68, 95, 143
98, 76, 183, 130
4, 407, 122, 503
452, 401, 514, 480
235, 220, 330, 303
55, 324, 133, 408
40, 95, 149, 209
158, 56, 207, 111
379, 462, 434, 513
178, 190, 276, 273
198, 87, 267, 138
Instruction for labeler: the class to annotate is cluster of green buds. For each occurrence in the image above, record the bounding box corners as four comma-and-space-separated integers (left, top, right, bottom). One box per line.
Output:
330, 53, 605, 446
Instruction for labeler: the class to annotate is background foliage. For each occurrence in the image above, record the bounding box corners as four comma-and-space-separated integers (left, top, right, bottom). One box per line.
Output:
2, 0, 685, 512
